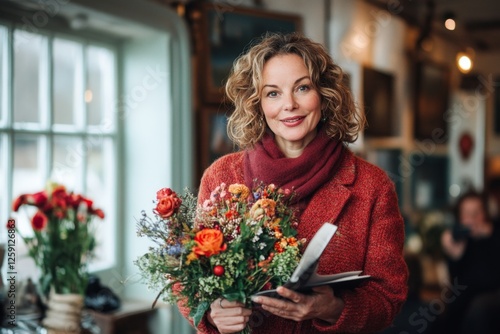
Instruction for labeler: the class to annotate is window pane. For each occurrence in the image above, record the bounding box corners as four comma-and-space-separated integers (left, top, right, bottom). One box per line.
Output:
86, 137, 115, 268
13, 31, 46, 124
53, 38, 82, 125
87, 46, 115, 126
13, 134, 45, 190
13, 134, 45, 235
52, 135, 84, 193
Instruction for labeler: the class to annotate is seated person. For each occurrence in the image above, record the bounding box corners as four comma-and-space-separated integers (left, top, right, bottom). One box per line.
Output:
434, 190, 500, 334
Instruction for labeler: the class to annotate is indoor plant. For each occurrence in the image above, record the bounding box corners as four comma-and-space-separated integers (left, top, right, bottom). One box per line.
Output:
11, 182, 104, 332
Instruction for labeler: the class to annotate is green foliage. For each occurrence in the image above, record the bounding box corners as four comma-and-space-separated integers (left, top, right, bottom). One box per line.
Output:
13, 182, 104, 296
135, 182, 303, 327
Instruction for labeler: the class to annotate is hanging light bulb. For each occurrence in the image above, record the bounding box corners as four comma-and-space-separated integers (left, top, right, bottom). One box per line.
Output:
443, 11, 456, 31
445, 18, 456, 31
456, 52, 472, 73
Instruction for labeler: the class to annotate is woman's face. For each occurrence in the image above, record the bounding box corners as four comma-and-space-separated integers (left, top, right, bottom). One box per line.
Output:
260, 54, 322, 158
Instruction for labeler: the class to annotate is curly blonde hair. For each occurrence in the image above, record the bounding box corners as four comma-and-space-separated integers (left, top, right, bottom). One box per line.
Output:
225, 32, 365, 149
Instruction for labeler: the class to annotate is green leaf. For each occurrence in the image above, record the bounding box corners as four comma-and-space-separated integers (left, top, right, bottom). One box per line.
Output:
223, 290, 245, 303
192, 301, 210, 328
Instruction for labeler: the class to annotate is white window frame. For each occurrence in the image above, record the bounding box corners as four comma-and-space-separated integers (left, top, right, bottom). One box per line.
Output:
0, 19, 119, 272
2, 0, 194, 331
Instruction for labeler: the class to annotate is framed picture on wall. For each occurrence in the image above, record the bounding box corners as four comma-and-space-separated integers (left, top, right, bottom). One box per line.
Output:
414, 61, 451, 141
189, 3, 302, 104
362, 66, 396, 137
196, 106, 237, 182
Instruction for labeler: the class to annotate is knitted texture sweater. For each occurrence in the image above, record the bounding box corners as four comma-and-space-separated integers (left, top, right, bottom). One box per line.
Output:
178, 149, 408, 333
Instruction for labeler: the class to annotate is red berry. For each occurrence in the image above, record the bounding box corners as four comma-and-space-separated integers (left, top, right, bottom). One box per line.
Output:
213, 265, 225, 276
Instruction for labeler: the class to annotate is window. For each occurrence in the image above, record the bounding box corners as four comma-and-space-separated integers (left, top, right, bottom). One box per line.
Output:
0, 0, 194, 330
1, 23, 118, 272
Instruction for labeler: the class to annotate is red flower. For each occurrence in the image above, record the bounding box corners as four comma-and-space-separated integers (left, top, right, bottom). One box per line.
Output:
92, 208, 105, 219
225, 210, 238, 220
51, 185, 68, 198
262, 282, 272, 291
68, 193, 91, 209
31, 211, 48, 231
13, 191, 49, 211
27, 191, 48, 208
80, 196, 93, 210
154, 188, 182, 218
12, 195, 27, 212
156, 188, 174, 200
67, 193, 79, 208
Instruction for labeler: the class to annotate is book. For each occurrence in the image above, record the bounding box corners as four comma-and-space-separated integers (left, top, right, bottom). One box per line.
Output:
252, 223, 370, 299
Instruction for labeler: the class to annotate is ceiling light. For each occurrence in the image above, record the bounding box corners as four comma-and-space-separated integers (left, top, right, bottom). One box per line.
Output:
443, 11, 456, 31
444, 18, 456, 30
457, 52, 472, 73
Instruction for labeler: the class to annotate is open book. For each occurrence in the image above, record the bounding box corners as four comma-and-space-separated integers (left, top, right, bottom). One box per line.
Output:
253, 223, 370, 299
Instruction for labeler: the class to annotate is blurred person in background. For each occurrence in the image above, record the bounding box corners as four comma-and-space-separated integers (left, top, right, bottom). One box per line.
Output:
435, 190, 500, 333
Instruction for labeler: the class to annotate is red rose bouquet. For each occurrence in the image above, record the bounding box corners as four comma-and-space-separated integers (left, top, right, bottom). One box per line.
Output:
11, 182, 104, 296
135, 182, 304, 330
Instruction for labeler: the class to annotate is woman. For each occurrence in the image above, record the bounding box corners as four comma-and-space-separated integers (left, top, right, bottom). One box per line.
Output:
179, 33, 408, 333
436, 190, 500, 334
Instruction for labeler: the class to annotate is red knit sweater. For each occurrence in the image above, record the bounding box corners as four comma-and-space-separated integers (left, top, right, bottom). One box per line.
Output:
178, 149, 408, 333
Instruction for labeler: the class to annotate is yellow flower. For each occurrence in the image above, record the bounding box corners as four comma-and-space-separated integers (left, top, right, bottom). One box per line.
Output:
268, 218, 281, 229
228, 184, 250, 202
186, 252, 198, 264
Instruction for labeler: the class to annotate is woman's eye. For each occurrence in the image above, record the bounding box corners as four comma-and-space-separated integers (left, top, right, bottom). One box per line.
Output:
266, 91, 278, 97
298, 85, 310, 92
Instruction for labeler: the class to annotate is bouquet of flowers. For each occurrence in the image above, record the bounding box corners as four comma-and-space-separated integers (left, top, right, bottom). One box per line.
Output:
11, 182, 105, 296
135, 182, 304, 328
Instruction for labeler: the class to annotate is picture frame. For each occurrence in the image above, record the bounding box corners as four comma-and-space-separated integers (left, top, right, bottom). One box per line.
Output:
189, 3, 302, 104
196, 106, 237, 182
362, 66, 396, 138
414, 61, 451, 141
410, 154, 450, 210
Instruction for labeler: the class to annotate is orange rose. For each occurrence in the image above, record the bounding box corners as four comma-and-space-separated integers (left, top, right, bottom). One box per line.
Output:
154, 188, 182, 218
192, 229, 227, 257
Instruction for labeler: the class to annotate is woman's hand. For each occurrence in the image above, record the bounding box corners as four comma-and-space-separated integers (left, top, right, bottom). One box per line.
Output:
251, 285, 344, 324
207, 298, 252, 334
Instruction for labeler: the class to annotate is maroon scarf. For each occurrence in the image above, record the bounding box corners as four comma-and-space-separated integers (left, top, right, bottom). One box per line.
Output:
244, 129, 345, 207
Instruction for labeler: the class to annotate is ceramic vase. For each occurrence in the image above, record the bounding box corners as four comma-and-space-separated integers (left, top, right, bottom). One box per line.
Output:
42, 290, 84, 334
